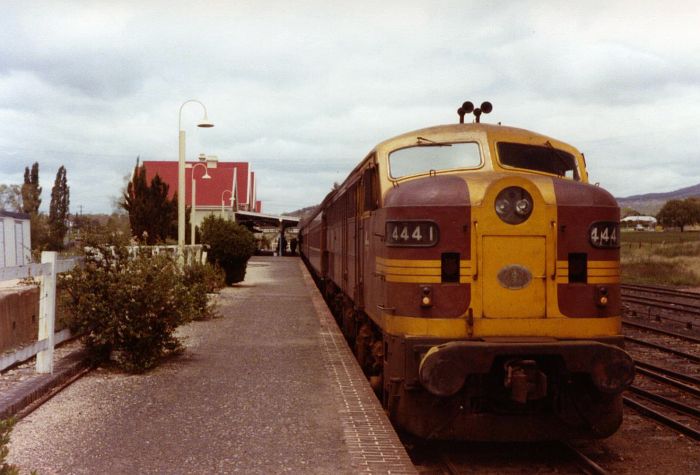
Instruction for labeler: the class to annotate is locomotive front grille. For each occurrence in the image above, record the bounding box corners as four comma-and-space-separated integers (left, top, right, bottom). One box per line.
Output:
482, 236, 546, 318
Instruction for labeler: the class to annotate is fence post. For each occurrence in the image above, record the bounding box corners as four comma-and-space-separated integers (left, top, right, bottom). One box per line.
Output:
36, 251, 57, 374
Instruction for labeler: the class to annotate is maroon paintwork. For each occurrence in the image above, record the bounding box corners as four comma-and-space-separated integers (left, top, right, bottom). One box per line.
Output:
381, 176, 471, 318
553, 179, 621, 318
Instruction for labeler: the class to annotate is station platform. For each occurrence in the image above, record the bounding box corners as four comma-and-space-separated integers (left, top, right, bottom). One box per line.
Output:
5, 256, 416, 474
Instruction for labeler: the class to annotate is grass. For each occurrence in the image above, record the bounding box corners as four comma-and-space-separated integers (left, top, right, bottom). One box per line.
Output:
620, 231, 700, 287
620, 229, 700, 244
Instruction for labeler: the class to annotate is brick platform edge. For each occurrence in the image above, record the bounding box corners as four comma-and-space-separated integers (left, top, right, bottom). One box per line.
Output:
299, 261, 417, 474
0, 350, 90, 420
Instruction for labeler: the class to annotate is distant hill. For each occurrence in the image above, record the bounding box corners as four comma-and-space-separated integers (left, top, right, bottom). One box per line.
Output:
283, 204, 318, 220
617, 183, 700, 215
283, 184, 700, 220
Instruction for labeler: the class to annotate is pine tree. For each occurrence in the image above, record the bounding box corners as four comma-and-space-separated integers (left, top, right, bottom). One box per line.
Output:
21, 162, 42, 214
149, 174, 177, 243
48, 166, 70, 250
123, 164, 150, 242
121, 164, 178, 245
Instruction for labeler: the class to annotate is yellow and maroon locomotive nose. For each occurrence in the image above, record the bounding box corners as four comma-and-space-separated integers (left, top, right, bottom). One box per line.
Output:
474, 177, 552, 320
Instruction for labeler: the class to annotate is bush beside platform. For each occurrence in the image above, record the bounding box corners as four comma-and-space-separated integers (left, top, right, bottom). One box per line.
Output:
200, 216, 256, 285
60, 245, 225, 373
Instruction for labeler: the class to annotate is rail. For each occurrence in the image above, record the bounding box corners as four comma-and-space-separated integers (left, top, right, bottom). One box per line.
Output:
0, 252, 79, 374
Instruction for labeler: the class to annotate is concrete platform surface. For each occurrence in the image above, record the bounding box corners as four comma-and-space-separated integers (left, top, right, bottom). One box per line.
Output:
6, 256, 415, 474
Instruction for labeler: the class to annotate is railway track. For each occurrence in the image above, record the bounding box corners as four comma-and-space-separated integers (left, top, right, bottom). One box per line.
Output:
405, 284, 700, 473
622, 284, 700, 303
622, 284, 700, 330
621, 284, 700, 440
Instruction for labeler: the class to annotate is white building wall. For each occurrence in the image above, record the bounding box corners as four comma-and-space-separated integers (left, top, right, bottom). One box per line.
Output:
0, 216, 31, 267
192, 207, 231, 228
0, 219, 5, 267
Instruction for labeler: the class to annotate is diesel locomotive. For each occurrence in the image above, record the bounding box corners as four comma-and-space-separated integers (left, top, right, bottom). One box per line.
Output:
299, 102, 634, 441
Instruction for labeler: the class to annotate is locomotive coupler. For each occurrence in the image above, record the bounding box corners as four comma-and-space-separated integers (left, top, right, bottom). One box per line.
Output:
504, 359, 547, 404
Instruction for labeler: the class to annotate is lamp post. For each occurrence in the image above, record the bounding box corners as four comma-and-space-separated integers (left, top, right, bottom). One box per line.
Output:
221, 189, 233, 217
191, 162, 211, 245
178, 100, 214, 257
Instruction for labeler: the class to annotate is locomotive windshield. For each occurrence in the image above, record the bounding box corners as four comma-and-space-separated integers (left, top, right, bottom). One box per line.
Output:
497, 142, 580, 180
389, 142, 481, 179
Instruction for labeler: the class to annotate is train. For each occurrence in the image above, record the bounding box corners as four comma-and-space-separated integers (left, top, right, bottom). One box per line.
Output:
299, 101, 634, 441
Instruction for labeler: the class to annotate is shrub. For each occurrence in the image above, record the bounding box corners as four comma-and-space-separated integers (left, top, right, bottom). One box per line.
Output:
61, 245, 189, 372
181, 262, 225, 320
200, 216, 256, 285
0, 419, 19, 475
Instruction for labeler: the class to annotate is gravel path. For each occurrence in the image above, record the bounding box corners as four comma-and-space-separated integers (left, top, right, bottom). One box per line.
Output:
7, 257, 354, 474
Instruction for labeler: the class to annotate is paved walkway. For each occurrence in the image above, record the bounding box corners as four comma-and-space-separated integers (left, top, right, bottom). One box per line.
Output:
7, 257, 414, 474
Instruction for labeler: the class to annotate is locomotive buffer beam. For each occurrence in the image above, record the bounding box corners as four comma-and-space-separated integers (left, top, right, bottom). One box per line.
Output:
418, 340, 635, 399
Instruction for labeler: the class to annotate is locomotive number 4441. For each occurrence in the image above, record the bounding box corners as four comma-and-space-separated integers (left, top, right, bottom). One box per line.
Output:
386, 221, 439, 247
589, 221, 620, 248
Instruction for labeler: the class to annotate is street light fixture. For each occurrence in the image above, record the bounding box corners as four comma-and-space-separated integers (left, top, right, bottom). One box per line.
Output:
221, 189, 233, 217
178, 100, 214, 257
190, 162, 211, 245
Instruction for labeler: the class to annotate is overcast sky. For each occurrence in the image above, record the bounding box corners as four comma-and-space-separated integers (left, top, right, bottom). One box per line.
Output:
1, 1, 699, 215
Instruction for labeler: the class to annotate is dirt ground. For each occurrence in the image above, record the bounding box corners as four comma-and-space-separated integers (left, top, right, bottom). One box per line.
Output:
572, 406, 699, 474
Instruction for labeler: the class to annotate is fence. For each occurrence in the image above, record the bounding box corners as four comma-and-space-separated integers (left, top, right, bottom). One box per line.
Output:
126, 244, 207, 265
0, 245, 206, 375
0, 252, 78, 374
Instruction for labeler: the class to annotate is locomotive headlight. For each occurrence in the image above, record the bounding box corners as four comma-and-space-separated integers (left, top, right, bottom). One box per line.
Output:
515, 198, 531, 216
495, 187, 533, 224
495, 198, 512, 216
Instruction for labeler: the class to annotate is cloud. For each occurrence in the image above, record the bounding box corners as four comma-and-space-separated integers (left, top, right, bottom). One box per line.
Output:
0, 1, 699, 214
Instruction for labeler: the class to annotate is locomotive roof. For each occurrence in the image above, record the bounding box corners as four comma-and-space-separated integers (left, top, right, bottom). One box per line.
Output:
301, 122, 586, 226
374, 123, 579, 154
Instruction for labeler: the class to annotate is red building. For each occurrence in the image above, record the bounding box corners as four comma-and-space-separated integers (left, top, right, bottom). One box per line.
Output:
141, 157, 261, 227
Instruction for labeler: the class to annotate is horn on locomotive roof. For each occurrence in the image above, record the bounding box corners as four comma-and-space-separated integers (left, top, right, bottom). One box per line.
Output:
458, 101, 493, 123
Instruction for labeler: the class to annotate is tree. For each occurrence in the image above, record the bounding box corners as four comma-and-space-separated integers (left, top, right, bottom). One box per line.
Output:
200, 215, 256, 284
122, 164, 150, 241
656, 198, 700, 232
21, 162, 42, 214
149, 174, 178, 243
48, 166, 70, 250
121, 164, 177, 244
19, 161, 47, 251
0, 184, 22, 212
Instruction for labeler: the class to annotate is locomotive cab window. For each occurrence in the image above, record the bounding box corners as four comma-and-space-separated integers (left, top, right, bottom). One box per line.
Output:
388, 142, 481, 179
497, 142, 580, 180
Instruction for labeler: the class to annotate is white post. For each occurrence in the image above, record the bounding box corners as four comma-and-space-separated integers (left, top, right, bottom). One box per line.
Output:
36, 251, 57, 373
178, 129, 186, 258
191, 177, 197, 245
